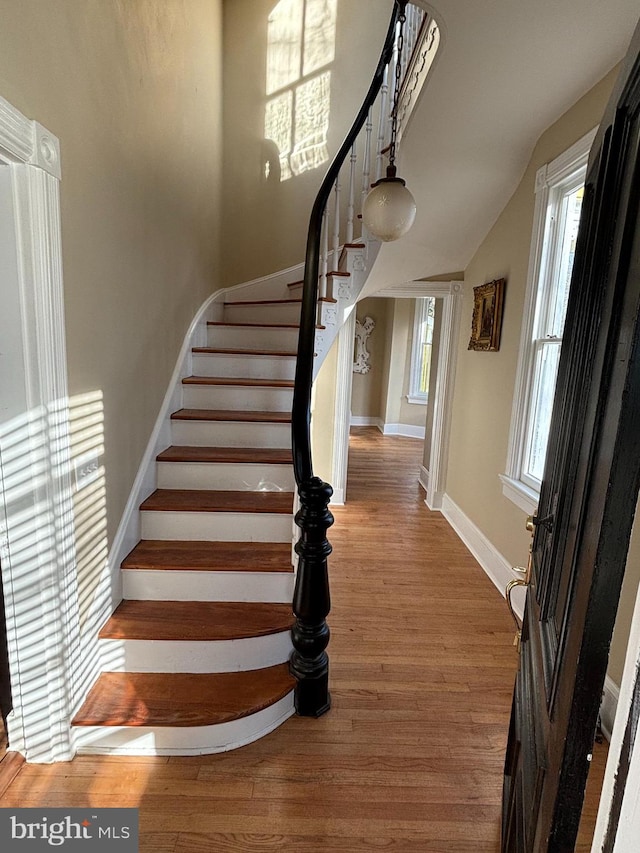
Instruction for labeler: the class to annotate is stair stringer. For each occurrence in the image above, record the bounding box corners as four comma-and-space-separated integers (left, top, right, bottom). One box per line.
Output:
313, 239, 381, 377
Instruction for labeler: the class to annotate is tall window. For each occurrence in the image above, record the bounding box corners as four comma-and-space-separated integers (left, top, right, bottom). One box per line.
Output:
408, 298, 435, 404
502, 130, 595, 513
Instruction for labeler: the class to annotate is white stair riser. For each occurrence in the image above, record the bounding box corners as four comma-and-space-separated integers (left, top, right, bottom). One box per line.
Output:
171, 420, 290, 448
140, 510, 293, 542
223, 303, 301, 325
73, 693, 294, 756
100, 632, 293, 673
123, 569, 294, 603
157, 461, 295, 491
192, 353, 296, 381
182, 384, 293, 412
208, 326, 299, 351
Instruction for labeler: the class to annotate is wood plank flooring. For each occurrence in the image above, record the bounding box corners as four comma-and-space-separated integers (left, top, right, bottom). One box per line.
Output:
0, 428, 606, 851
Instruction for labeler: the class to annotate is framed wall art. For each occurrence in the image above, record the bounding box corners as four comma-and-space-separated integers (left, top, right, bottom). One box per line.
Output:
468, 278, 505, 351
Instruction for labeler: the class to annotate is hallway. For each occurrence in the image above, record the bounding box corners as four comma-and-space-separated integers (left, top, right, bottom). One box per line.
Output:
0, 429, 604, 850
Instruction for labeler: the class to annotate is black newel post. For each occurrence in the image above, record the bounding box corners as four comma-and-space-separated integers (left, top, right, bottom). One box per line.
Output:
290, 476, 334, 717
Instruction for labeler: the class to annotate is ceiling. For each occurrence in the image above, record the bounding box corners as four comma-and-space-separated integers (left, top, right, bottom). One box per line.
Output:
364, 0, 640, 294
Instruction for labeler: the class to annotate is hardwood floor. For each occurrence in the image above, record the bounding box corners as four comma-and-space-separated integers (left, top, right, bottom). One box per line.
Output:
0, 428, 606, 851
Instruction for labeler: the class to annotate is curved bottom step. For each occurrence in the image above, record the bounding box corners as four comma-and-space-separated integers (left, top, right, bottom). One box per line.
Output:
72, 666, 295, 755
74, 694, 294, 756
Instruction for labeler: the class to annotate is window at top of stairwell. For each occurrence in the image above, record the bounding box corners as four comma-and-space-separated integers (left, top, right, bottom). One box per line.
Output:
502, 130, 593, 515
264, 0, 337, 181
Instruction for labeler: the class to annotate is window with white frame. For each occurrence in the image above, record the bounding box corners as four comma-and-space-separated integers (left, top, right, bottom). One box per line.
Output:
407, 298, 435, 404
501, 129, 596, 514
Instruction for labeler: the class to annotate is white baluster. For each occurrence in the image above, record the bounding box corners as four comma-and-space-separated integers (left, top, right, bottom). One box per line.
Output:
360, 106, 373, 241
320, 207, 329, 300
332, 176, 341, 274
346, 141, 357, 245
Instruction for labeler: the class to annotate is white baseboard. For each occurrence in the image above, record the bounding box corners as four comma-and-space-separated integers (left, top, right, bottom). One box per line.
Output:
440, 494, 620, 742
382, 422, 426, 439
350, 415, 383, 429
349, 416, 425, 440
441, 493, 524, 619
419, 465, 430, 494
600, 675, 619, 742
330, 486, 345, 506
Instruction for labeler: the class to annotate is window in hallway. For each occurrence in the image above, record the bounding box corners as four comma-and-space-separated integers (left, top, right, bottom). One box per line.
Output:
407, 297, 435, 404
502, 130, 594, 513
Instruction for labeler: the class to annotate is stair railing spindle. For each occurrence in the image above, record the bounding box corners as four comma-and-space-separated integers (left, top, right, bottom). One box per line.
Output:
346, 142, 357, 244
332, 176, 341, 277
360, 106, 374, 240
320, 207, 329, 300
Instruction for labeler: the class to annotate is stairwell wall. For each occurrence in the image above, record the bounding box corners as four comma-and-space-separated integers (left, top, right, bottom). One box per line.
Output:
0, 0, 223, 687
221, 0, 392, 287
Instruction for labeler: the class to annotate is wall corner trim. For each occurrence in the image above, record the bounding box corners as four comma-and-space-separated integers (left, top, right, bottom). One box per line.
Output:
0, 96, 61, 178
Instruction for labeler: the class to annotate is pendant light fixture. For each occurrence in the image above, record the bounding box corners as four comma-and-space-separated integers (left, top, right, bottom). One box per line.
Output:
362, 3, 416, 242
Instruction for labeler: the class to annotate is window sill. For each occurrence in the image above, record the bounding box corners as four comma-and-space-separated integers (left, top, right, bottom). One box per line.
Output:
406, 395, 428, 406
499, 474, 539, 515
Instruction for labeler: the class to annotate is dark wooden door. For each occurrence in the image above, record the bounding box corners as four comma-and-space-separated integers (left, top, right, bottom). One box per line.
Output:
502, 24, 640, 853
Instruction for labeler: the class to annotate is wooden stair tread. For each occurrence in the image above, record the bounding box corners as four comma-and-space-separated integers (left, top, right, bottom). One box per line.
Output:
100, 600, 294, 641
140, 489, 294, 514
122, 540, 293, 573
207, 321, 325, 330
157, 446, 293, 465
71, 665, 295, 727
171, 408, 291, 423
192, 347, 297, 357
224, 298, 301, 306
182, 376, 294, 388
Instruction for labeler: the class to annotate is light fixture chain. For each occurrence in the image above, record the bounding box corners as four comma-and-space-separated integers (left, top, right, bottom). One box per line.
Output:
389, 6, 406, 169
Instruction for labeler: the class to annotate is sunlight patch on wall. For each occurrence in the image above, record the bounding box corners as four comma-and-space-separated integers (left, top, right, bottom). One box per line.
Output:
0, 389, 123, 760
264, 0, 336, 181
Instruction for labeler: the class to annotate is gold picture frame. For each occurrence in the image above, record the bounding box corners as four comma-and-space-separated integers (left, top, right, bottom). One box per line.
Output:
468, 278, 505, 351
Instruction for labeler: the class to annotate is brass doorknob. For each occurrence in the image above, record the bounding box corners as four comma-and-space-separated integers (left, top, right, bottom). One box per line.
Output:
506, 516, 536, 650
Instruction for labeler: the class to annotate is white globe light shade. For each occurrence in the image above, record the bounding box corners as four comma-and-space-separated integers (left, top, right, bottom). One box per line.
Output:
362, 177, 417, 242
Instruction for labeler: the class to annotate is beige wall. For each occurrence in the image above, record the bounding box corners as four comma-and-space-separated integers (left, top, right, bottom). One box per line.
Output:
446, 67, 619, 568
351, 298, 390, 420
350, 297, 427, 431
221, 0, 391, 287
0, 0, 223, 559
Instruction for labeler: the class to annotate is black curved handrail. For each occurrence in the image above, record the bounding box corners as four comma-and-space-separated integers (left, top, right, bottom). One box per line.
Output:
289, 0, 407, 718
292, 0, 406, 485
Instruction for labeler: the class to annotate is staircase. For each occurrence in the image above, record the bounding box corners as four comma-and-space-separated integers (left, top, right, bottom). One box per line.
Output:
71, 301, 304, 755
70, 0, 439, 757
